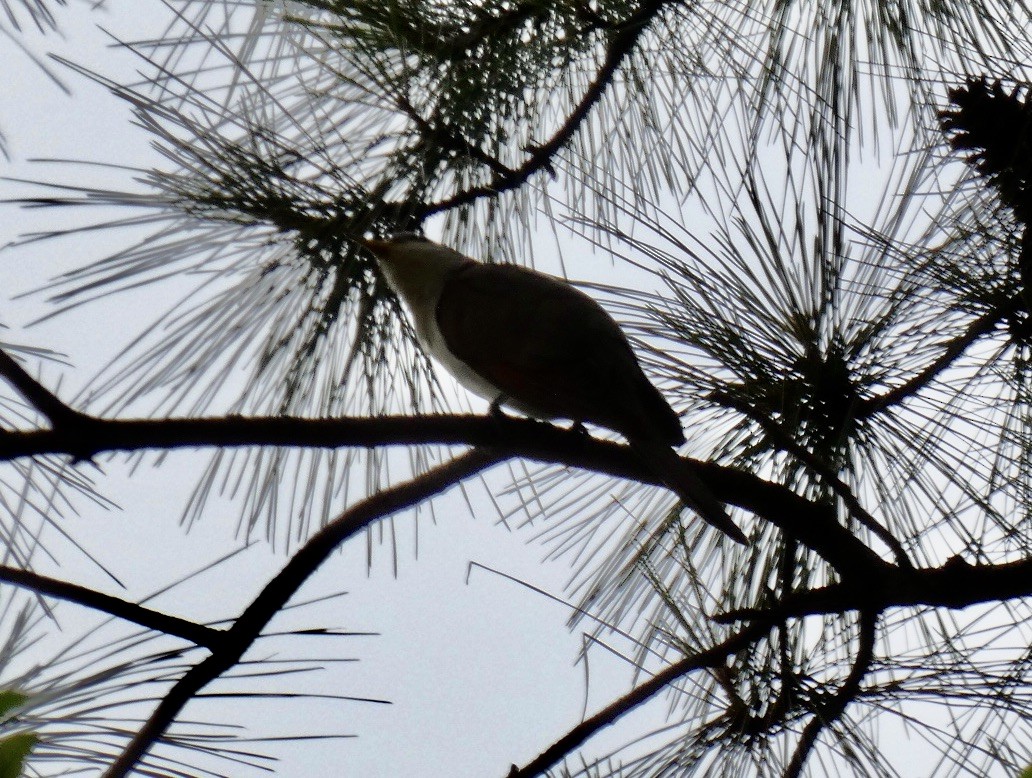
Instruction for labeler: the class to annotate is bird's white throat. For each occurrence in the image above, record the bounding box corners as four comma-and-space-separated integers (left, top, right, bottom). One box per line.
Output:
373, 244, 507, 406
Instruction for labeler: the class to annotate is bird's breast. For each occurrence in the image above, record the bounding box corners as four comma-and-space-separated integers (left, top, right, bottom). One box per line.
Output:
409, 294, 509, 406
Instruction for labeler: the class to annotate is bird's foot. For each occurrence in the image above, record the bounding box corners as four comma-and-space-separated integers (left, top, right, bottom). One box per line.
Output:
488, 396, 510, 419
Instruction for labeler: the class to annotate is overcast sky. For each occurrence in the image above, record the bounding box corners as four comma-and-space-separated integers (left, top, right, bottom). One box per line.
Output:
0, 3, 991, 777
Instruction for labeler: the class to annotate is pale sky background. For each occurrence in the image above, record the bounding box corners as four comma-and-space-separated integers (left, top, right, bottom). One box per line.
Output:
0, 2, 994, 777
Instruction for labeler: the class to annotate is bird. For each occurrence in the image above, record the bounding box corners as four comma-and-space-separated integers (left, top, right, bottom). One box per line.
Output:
359, 232, 747, 544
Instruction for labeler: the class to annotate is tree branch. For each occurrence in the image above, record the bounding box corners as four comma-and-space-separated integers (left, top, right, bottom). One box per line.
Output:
419, 0, 670, 218
0, 348, 105, 463
0, 565, 221, 648
0, 411, 887, 577
103, 447, 503, 778
396, 95, 516, 179
711, 390, 911, 568
506, 618, 775, 778
713, 556, 1032, 623
858, 300, 1013, 417
0, 349, 87, 429
509, 552, 1032, 776
784, 610, 879, 778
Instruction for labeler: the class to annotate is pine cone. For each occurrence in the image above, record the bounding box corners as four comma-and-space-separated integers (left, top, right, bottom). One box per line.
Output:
940, 77, 1032, 222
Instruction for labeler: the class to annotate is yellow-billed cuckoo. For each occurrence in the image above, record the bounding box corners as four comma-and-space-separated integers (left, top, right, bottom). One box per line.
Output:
360, 233, 746, 544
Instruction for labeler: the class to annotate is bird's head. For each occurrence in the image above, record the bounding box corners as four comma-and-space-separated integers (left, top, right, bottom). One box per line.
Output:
359, 233, 471, 305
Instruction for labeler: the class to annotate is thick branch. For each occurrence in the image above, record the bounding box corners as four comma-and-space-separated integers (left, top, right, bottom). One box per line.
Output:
697, 458, 884, 577
0, 348, 104, 464
0, 565, 221, 648
104, 448, 503, 778
712, 390, 911, 568
714, 556, 1032, 623
0, 411, 886, 577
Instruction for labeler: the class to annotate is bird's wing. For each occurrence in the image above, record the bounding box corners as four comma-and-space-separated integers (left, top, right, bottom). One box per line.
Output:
436, 263, 683, 444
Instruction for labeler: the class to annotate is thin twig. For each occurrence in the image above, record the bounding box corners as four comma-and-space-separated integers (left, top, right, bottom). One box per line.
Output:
396, 94, 516, 178
858, 301, 1013, 417
514, 552, 1032, 777
0, 348, 85, 428
0, 565, 221, 648
419, 0, 670, 218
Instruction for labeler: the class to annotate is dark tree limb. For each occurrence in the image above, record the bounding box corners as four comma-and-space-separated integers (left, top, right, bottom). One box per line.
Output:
9, 350, 1030, 778
0, 348, 887, 576
506, 618, 776, 778
711, 390, 911, 568
0, 409, 887, 577
857, 300, 1013, 417
784, 610, 879, 778
0, 565, 221, 648
0, 349, 103, 461
103, 447, 503, 778
713, 556, 1032, 623
0, 352, 884, 577
510, 550, 1032, 778
418, 0, 670, 219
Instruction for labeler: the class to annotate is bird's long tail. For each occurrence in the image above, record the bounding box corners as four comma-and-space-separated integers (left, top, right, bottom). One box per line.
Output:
631, 440, 748, 545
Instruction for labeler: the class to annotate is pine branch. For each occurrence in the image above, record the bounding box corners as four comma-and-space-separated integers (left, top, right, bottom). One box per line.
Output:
506, 618, 775, 778
0, 349, 106, 465
784, 610, 878, 778
712, 389, 912, 568
0, 408, 886, 577
857, 300, 1014, 417
512, 549, 1032, 778
103, 447, 503, 778
0, 349, 89, 431
417, 0, 671, 219
396, 94, 516, 179
0, 565, 221, 648
713, 556, 1032, 623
